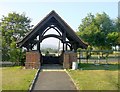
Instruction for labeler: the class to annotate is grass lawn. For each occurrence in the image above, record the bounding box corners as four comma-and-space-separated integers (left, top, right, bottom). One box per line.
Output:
0, 68, 2, 91
2, 66, 37, 90
68, 63, 119, 90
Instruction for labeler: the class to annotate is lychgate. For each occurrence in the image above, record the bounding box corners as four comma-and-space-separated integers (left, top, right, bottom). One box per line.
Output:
17, 10, 87, 69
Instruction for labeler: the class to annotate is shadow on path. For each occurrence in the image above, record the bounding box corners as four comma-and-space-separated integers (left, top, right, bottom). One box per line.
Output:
41, 64, 63, 70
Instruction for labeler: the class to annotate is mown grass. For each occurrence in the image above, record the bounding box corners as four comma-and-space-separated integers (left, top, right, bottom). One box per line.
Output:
78, 63, 119, 70
68, 63, 119, 90
0, 68, 2, 91
2, 66, 37, 90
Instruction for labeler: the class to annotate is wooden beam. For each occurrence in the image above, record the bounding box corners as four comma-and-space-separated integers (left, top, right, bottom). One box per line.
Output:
17, 11, 88, 49
38, 35, 41, 52
63, 43, 64, 52
37, 42, 40, 52
66, 43, 67, 51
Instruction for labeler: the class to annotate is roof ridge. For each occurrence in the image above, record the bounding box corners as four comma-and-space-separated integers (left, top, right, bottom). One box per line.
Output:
17, 10, 88, 49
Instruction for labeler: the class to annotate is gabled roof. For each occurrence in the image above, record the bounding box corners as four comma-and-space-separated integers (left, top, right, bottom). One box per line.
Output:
17, 10, 88, 49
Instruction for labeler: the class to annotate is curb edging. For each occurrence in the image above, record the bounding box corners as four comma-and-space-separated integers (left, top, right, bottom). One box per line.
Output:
29, 68, 41, 92
65, 69, 79, 90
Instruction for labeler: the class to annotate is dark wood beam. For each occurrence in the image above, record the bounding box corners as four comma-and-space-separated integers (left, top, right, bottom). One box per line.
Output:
37, 42, 40, 52
66, 44, 67, 51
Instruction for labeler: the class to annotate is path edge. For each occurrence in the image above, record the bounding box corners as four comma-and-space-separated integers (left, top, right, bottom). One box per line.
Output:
65, 69, 79, 90
29, 68, 41, 92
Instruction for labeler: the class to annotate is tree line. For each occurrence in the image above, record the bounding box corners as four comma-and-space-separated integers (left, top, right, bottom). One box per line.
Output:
77, 12, 120, 50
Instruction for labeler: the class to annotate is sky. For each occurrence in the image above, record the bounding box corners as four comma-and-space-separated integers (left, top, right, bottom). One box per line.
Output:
0, 1, 119, 49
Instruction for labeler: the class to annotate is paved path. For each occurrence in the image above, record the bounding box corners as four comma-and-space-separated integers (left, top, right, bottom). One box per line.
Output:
32, 64, 77, 90
41, 64, 64, 70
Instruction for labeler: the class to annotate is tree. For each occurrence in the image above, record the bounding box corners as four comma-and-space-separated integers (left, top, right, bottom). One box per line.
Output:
107, 32, 119, 47
77, 12, 119, 50
114, 18, 120, 47
0, 12, 33, 62
77, 13, 95, 45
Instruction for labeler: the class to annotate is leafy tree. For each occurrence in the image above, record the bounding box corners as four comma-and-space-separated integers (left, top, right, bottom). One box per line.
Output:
78, 13, 95, 44
107, 32, 119, 47
9, 41, 20, 64
114, 18, 120, 46
77, 12, 119, 50
0, 12, 33, 63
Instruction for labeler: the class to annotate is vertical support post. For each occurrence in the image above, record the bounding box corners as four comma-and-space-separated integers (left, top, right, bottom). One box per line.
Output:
37, 34, 41, 52
66, 43, 67, 51
79, 51, 80, 63
30, 43, 33, 51
70, 45, 73, 51
39, 34, 41, 52
58, 39, 60, 56
26, 43, 30, 51
73, 44, 77, 52
37, 42, 40, 52
63, 43, 64, 52
97, 53, 100, 64
62, 31, 66, 52
26, 47, 29, 52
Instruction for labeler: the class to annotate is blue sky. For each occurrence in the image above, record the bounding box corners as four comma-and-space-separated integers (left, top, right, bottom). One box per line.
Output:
0, 1, 118, 31
0, 1, 119, 48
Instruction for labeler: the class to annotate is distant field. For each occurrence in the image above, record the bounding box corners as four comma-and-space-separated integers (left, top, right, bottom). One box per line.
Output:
2, 66, 37, 90
68, 63, 119, 90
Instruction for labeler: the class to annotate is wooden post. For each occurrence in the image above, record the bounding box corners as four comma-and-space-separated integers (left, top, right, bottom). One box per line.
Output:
36, 35, 41, 52
26, 44, 30, 51
30, 43, 33, 51
39, 34, 41, 52
70, 45, 73, 51
37, 42, 40, 52
58, 39, 60, 56
63, 43, 64, 52
62, 31, 66, 52
66, 43, 67, 51
73, 44, 77, 52
79, 51, 81, 63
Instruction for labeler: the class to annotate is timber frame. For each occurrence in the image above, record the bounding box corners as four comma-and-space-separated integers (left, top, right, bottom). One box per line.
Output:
17, 10, 87, 52
17, 10, 88, 69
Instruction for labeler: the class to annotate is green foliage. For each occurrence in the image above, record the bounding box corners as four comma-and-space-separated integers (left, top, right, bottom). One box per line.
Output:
1, 12, 32, 40
0, 12, 32, 63
115, 18, 120, 45
41, 48, 58, 54
45, 51, 50, 56
77, 12, 119, 50
107, 32, 119, 46
117, 32, 120, 45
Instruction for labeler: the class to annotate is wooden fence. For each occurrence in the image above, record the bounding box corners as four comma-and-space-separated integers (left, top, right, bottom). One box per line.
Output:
77, 50, 120, 64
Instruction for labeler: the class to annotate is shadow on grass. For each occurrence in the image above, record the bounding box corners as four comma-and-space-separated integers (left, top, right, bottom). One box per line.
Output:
78, 63, 119, 70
